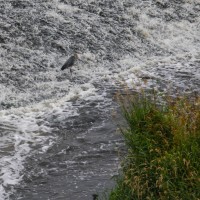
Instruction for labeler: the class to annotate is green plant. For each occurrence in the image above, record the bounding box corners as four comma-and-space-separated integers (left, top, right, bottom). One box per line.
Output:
108, 91, 200, 200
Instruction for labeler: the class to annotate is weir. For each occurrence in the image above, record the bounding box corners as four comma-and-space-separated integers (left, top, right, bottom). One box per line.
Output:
0, 0, 199, 199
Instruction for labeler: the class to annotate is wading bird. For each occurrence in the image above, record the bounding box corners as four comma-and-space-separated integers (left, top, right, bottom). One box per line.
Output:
61, 53, 78, 72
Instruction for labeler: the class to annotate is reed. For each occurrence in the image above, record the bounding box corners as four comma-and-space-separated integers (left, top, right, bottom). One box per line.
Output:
108, 91, 200, 200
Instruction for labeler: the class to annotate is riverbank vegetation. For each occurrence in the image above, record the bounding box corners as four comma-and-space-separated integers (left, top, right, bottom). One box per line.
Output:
108, 91, 200, 199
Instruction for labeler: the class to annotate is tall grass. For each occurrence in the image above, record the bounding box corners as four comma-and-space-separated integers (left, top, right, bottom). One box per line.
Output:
108, 91, 200, 200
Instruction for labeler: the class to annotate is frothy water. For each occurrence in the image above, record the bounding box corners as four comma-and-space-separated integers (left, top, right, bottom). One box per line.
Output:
0, 0, 199, 199
0, 110, 52, 199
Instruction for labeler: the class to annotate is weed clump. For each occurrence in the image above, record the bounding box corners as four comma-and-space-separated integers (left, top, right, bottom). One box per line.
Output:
109, 92, 200, 200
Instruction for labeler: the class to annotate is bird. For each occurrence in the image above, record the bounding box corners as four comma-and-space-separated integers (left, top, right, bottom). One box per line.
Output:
61, 53, 78, 72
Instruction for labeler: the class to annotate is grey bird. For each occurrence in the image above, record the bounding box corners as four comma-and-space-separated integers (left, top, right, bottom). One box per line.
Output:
61, 53, 78, 72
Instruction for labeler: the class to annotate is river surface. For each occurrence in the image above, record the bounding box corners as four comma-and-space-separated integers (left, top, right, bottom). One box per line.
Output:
0, 0, 200, 199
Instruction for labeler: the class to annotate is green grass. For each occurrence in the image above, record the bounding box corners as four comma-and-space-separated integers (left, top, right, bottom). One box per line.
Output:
108, 91, 200, 200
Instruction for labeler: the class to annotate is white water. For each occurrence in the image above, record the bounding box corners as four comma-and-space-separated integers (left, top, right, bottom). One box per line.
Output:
0, 0, 199, 199
0, 83, 102, 199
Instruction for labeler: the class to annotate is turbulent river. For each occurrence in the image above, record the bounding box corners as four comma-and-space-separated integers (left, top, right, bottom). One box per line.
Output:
0, 0, 200, 199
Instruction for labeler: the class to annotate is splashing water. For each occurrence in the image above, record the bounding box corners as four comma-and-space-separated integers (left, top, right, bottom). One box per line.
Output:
0, 0, 199, 199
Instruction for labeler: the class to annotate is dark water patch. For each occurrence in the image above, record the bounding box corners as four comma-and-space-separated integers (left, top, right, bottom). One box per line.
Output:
12, 99, 124, 200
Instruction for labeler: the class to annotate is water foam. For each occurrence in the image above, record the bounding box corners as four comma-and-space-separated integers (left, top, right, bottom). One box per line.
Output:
0, 82, 99, 199
0, 111, 52, 199
0, 1, 200, 199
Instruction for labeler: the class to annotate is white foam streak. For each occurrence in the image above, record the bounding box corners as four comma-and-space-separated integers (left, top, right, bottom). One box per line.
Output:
0, 83, 98, 198
0, 115, 51, 191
